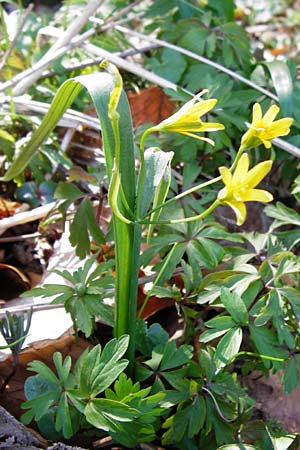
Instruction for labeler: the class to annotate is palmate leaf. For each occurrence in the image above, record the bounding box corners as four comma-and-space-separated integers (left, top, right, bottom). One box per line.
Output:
215, 327, 243, 369
79, 336, 129, 397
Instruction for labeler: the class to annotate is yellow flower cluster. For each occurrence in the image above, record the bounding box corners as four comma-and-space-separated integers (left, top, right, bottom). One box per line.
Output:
152, 96, 293, 227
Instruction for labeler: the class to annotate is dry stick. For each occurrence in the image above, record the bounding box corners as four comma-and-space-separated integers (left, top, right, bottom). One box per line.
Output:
98, 0, 142, 26
0, 202, 57, 236
115, 25, 279, 101
0, 3, 34, 72
13, 0, 105, 95
39, 43, 160, 79
81, 42, 179, 91
6, 97, 102, 130
0, 5, 143, 94
0, 232, 41, 243
0, 27, 96, 93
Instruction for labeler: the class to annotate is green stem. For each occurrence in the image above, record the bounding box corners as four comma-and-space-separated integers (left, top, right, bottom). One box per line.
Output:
230, 145, 245, 171
143, 175, 222, 219
109, 108, 140, 374
137, 199, 221, 225
227, 351, 286, 366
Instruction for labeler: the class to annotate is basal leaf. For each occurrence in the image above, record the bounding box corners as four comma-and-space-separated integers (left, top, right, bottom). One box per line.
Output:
263, 61, 293, 116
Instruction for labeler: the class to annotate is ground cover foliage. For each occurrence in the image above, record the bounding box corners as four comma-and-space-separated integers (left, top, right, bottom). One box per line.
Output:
1, 0, 300, 449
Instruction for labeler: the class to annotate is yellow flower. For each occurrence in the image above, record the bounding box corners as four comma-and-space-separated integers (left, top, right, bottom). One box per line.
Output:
217, 153, 273, 226
152, 90, 225, 146
241, 103, 293, 150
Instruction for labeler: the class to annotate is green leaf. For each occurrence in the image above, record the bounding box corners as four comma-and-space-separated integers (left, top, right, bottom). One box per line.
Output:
87, 398, 139, 422
26, 360, 60, 385
282, 357, 300, 393
135, 320, 169, 356
220, 287, 248, 326
22, 389, 60, 421
155, 242, 187, 286
139, 147, 173, 217
215, 327, 242, 369
179, 27, 209, 56
55, 393, 74, 438
159, 341, 193, 371
263, 61, 294, 116
189, 237, 224, 269
266, 426, 296, 450
53, 352, 71, 385
69, 197, 105, 258
79, 345, 102, 396
200, 316, 236, 343
54, 182, 83, 202
249, 324, 288, 369
147, 150, 173, 242
147, 48, 187, 83
78, 336, 129, 396
22, 284, 74, 298
265, 202, 300, 227
187, 396, 206, 438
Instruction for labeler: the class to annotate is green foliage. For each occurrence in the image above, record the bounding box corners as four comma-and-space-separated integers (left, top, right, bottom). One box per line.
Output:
2, 0, 300, 447
21, 336, 167, 447
22, 255, 114, 337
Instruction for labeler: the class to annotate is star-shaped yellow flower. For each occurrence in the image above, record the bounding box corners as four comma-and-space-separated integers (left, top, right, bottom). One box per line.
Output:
152, 90, 225, 146
217, 153, 273, 225
241, 103, 293, 150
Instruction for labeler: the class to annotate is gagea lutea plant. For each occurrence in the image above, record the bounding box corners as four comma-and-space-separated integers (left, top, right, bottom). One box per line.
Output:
2, 63, 295, 448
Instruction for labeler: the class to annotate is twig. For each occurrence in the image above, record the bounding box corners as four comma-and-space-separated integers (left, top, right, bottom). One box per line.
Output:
39, 43, 160, 80
0, 28, 95, 93
80, 42, 180, 91
115, 25, 279, 101
99, 0, 142, 26
0, 232, 41, 243
13, 0, 105, 95
2, 96, 101, 130
0, 3, 34, 72
0, 202, 58, 236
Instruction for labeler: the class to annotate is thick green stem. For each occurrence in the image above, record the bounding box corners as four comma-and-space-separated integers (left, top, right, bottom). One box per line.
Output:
113, 218, 141, 375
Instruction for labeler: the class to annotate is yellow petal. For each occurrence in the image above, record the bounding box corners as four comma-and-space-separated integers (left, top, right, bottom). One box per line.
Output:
252, 103, 262, 124
263, 104, 280, 125
195, 122, 225, 132
232, 153, 249, 185
225, 200, 246, 226
180, 132, 215, 146
219, 166, 232, 186
235, 188, 273, 203
266, 118, 293, 139
188, 98, 218, 117
244, 160, 273, 188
